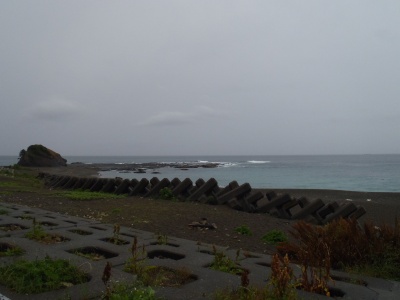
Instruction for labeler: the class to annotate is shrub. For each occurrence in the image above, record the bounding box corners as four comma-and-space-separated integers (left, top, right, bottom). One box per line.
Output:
268, 254, 297, 299
262, 230, 288, 245
278, 218, 400, 281
158, 187, 175, 200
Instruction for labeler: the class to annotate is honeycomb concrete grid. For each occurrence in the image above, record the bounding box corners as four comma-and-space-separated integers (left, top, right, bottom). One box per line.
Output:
0, 202, 399, 300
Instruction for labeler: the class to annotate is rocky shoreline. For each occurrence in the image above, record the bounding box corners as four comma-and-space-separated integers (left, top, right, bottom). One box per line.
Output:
68, 161, 219, 173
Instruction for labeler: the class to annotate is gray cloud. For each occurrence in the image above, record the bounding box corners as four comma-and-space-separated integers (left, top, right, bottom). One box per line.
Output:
1, 1, 400, 155
140, 106, 227, 127
27, 98, 82, 122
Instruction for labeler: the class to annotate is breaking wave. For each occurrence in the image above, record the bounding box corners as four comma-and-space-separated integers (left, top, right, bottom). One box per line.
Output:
247, 160, 270, 164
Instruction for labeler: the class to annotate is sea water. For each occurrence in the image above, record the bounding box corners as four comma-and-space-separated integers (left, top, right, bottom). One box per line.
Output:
2, 155, 398, 192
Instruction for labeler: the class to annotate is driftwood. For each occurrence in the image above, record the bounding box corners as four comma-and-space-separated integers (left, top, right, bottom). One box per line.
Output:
188, 218, 217, 230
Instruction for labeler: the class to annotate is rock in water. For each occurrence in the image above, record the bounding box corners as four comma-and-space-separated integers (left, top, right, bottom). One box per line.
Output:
17, 144, 67, 167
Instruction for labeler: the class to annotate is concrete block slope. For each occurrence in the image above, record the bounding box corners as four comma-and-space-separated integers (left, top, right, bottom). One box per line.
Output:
0, 202, 398, 300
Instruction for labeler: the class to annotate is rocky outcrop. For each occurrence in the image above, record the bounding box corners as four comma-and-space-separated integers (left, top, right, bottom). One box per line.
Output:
17, 144, 67, 167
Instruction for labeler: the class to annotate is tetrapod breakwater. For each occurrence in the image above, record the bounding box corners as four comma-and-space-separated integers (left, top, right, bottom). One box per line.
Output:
39, 173, 367, 225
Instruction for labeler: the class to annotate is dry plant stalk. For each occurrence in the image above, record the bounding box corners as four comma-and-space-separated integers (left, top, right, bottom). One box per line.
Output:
102, 261, 113, 300
113, 224, 120, 241
277, 221, 333, 296
125, 236, 147, 274
241, 269, 250, 288
269, 254, 296, 299
279, 218, 400, 273
102, 261, 112, 285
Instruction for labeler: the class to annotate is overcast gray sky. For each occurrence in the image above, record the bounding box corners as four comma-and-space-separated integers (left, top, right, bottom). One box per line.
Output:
1, 1, 400, 156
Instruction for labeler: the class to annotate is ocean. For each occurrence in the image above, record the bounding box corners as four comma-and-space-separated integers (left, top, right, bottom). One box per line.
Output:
1, 154, 399, 192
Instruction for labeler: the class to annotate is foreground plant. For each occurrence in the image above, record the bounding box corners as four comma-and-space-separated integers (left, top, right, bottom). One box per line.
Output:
0, 257, 88, 294
278, 218, 400, 280
209, 245, 243, 275
25, 218, 48, 240
25, 218, 68, 244
124, 237, 147, 274
103, 281, 156, 300
267, 254, 297, 299
102, 261, 157, 300
124, 237, 193, 287
0, 243, 24, 257
214, 254, 298, 300
156, 233, 169, 245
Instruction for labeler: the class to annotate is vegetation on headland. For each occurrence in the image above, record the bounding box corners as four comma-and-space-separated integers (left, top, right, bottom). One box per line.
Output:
17, 144, 67, 167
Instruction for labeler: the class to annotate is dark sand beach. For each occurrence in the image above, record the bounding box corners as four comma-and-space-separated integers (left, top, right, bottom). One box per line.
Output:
2, 165, 400, 254
38, 164, 400, 224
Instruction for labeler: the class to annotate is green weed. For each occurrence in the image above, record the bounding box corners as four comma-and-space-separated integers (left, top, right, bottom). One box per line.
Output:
209, 245, 243, 275
25, 218, 47, 241
0, 208, 9, 215
158, 187, 176, 200
24, 218, 67, 244
0, 174, 42, 192
214, 254, 298, 300
102, 260, 157, 300
55, 190, 125, 200
0, 182, 20, 188
156, 233, 168, 245
124, 237, 193, 288
235, 225, 252, 236
0, 244, 24, 257
262, 230, 288, 245
0, 257, 88, 294
103, 281, 156, 299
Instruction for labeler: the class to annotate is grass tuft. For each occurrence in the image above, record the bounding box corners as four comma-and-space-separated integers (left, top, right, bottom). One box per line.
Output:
235, 225, 252, 236
0, 257, 88, 294
262, 230, 288, 245
55, 190, 125, 200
